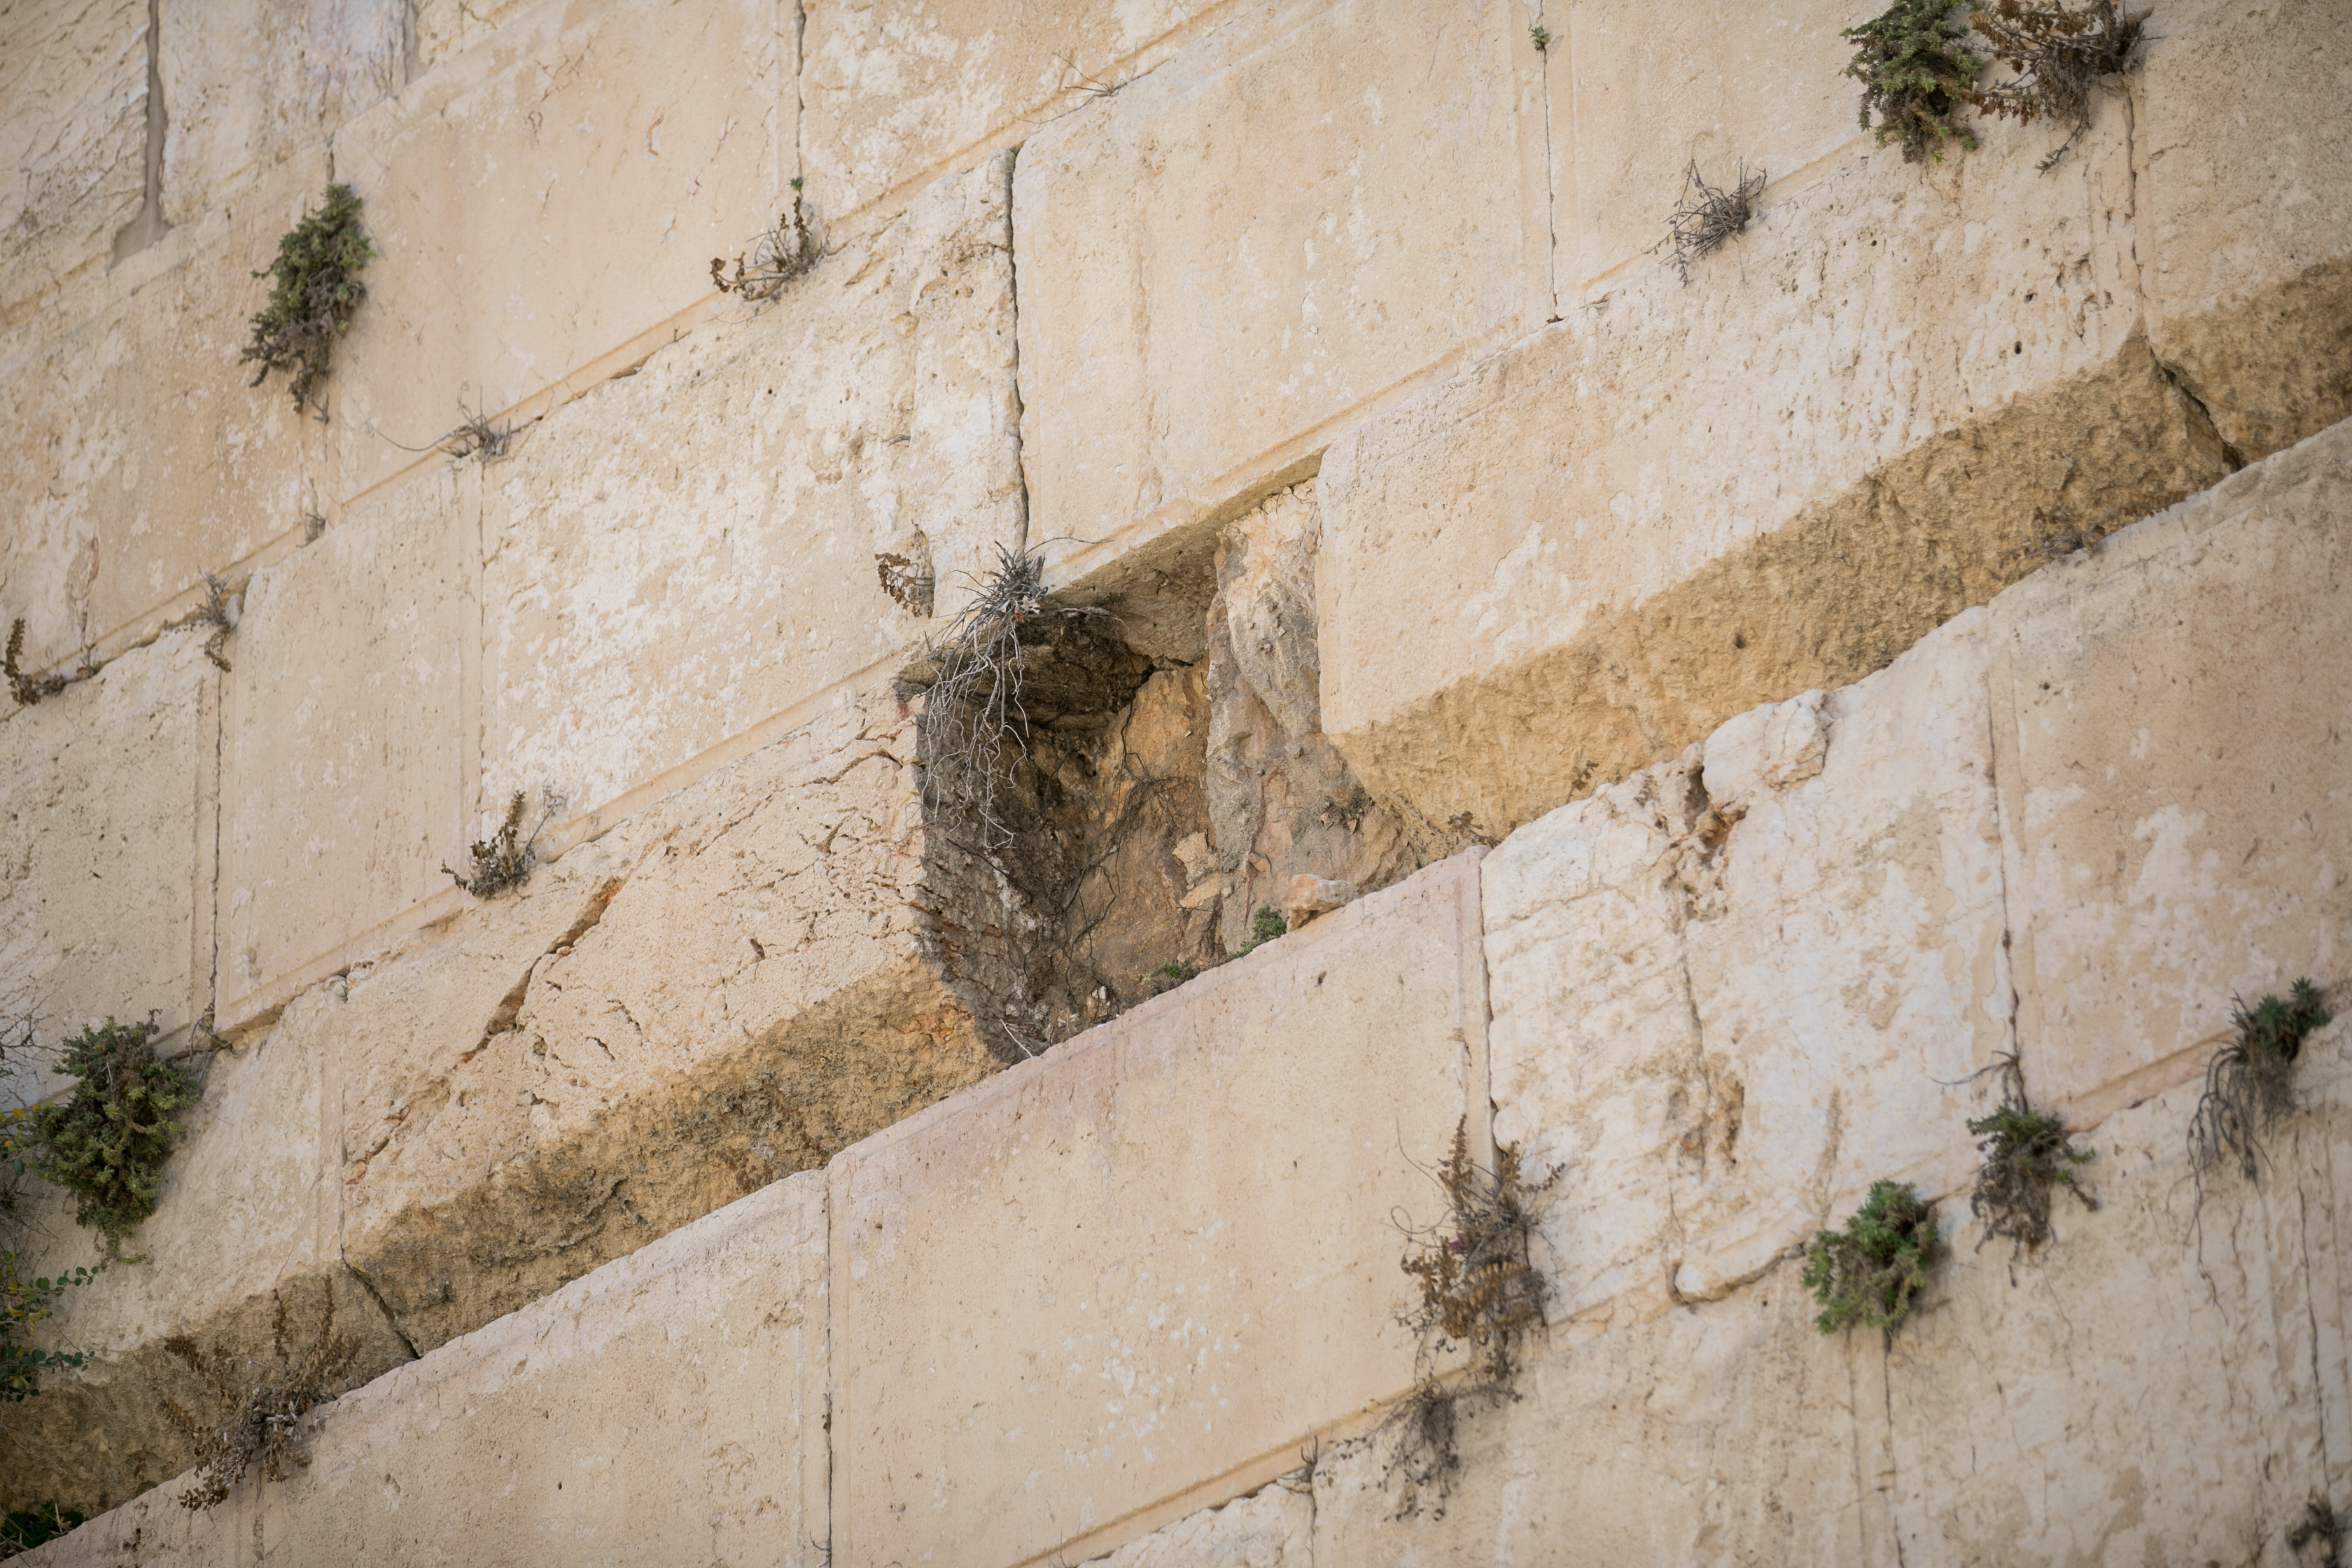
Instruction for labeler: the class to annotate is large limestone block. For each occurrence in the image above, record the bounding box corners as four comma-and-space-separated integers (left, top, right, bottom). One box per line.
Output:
24, 1172, 830, 1567
1879, 1037, 2348, 1565
1, 986, 413, 1518
156, 0, 403, 227
1549, 0, 1863, 300
0, 629, 210, 1047
270, 1172, 829, 1567
219, 462, 472, 1030
0, 0, 148, 328
1484, 627, 2008, 1327
1989, 417, 2352, 1120
829, 854, 1487, 1568
1014, 0, 1548, 568
328, 0, 791, 498
1319, 111, 2220, 841
0, 153, 328, 678
1309, 1276, 1868, 1566
484, 155, 1021, 828
2139, 0, 2352, 461
342, 695, 995, 1352
799, 0, 1226, 235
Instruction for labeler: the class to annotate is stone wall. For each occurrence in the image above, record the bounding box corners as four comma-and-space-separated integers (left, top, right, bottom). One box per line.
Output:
3, 0, 2348, 1559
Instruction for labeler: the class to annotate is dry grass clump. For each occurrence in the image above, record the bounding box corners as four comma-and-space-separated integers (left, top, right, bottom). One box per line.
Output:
240, 183, 372, 413
1804, 1180, 1939, 1334
712, 181, 818, 301
1965, 1054, 2095, 1254
1652, 161, 1765, 284
1843, 0, 1984, 162
444, 790, 556, 899
1384, 1124, 1548, 1518
163, 1293, 360, 1511
2188, 979, 2330, 1186
4, 620, 71, 708
1970, 0, 2148, 169
438, 410, 510, 462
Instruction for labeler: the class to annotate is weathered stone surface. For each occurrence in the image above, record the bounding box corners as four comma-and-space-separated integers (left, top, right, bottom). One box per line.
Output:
1014, 0, 1547, 570
1484, 626, 2008, 1329
342, 694, 995, 1352
1310, 1030, 2349, 1565
0, 0, 147, 328
799, 0, 1225, 235
2, 984, 413, 1518
411, 0, 540, 71
156, 0, 404, 227
23, 1171, 830, 1567
2139, 0, 2352, 462
0, 630, 210, 1050
1990, 416, 2352, 1121
328, 0, 792, 498
484, 154, 1021, 829
1203, 482, 1414, 951
1549, 0, 1863, 300
1318, 111, 2222, 842
218, 461, 472, 1030
0, 153, 326, 678
1079, 1478, 1313, 1568
829, 855, 1484, 1568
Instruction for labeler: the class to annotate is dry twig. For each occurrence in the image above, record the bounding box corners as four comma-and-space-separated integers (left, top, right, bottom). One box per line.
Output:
1970, 0, 2148, 170
1651, 161, 1765, 284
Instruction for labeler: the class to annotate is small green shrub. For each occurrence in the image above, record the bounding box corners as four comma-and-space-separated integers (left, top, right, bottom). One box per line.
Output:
0, 1248, 92, 1402
2189, 979, 2330, 1184
1843, 0, 1984, 162
241, 183, 372, 412
0, 1501, 85, 1556
1144, 959, 1198, 997
1966, 1053, 2095, 1252
29, 1018, 202, 1247
1804, 1180, 1939, 1334
1530, 24, 1552, 51
1238, 904, 1287, 957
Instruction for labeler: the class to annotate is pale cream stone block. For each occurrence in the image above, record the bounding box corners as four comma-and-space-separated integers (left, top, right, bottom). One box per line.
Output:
328, 0, 791, 499
156, 0, 404, 227
1484, 617, 2009, 1326
1080, 1479, 1312, 1568
219, 461, 473, 1030
0, 0, 148, 328
1989, 416, 2352, 1121
0, 152, 328, 678
799, 0, 1226, 234
2138, 0, 2352, 461
1318, 110, 2213, 842
829, 854, 1486, 1568
1550, 0, 1864, 300
270, 1172, 829, 1567
340, 696, 993, 1352
0, 629, 209, 1049
412, 0, 541, 70
483, 155, 1021, 827
1015, 0, 1548, 570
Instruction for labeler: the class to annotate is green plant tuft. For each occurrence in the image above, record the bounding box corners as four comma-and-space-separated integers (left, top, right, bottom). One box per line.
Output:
1144, 958, 1198, 997
2189, 979, 2330, 1185
1803, 1180, 1939, 1334
29, 1018, 202, 1246
1238, 904, 1287, 957
241, 183, 372, 412
0, 1247, 93, 1403
1842, 0, 1984, 162
1966, 1053, 2095, 1253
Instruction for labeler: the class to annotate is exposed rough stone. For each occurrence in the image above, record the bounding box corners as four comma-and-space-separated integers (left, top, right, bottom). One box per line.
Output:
327, 0, 793, 498
410, 0, 542, 71
1319, 109, 2227, 844
1204, 482, 1414, 947
2138, 0, 2352, 463
800, 0, 1228, 235
484, 153, 1023, 831
1079, 1478, 1314, 1568
157, 0, 404, 227
342, 693, 995, 1352
0, 153, 327, 680
0, 629, 211, 1053
0, 0, 148, 328
829, 855, 1485, 1568
1014, 0, 1547, 570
